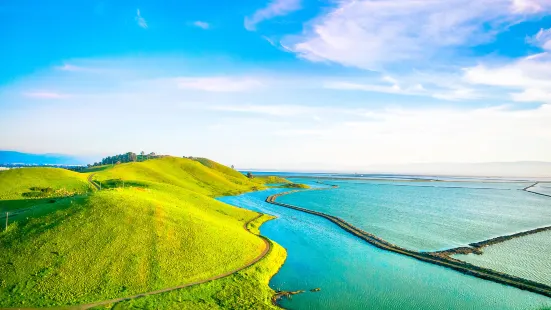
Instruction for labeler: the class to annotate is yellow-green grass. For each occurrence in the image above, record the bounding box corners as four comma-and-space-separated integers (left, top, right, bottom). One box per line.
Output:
252, 176, 292, 185
105, 230, 287, 309
0, 168, 92, 213
282, 183, 310, 189
90, 157, 263, 197
0, 186, 266, 307
192, 157, 247, 180
0, 157, 283, 308
0, 168, 91, 201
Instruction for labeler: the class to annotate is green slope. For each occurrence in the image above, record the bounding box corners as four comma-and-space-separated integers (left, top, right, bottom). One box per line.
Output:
0, 168, 91, 201
0, 168, 92, 214
192, 157, 247, 180
0, 157, 283, 308
92, 157, 263, 197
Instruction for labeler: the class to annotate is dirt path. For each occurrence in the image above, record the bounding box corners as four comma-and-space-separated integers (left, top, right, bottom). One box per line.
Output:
266, 189, 551, 299
76, 214, 271, 309
86, 174, 100, 191
1, 213, 272, 310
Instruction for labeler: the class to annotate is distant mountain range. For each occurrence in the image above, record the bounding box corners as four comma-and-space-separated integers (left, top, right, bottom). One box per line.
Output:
0, 151, 89, 166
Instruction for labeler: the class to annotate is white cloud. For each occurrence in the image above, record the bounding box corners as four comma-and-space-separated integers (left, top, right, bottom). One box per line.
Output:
135, 9, 148, 29
464, 51, 551, 103
325, 75, 481, 101
6, 58, 551, 168
177, 77, 263, 92
528, 28, 551, 50
245, 0, 301, 31
192, 21, 210, 30
287, 0, 550, 70
210, 104, 313, 116
511, 0, 550, 13
23, 92, 70, 99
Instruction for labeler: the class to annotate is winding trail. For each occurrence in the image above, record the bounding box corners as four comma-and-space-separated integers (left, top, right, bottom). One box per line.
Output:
86, 173, 100, 191
266, 187, 551, 299
1, 213, 272, 310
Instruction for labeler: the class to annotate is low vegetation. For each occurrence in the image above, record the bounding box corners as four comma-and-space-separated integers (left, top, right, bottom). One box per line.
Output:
252, 176, 292, 185
0, 157, 286, 308
0, 168, 92, 213
282, 183, 310, 189
106, 215, 287, 310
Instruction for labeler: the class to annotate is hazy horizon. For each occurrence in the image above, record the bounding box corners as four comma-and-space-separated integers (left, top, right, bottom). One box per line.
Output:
3, 150, 551, 178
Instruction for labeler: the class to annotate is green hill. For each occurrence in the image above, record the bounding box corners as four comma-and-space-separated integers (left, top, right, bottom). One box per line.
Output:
0, 157, 285, 308
91, 157, 262, 197
0, 168, 91, 201
192, 157, 247, 180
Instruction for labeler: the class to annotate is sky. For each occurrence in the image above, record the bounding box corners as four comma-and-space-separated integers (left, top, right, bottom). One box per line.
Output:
1, 0, 551, 171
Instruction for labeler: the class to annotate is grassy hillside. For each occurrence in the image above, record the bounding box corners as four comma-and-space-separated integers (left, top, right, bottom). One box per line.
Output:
92, 157, 262, 197
0, 168, 92, 213
0, 168, 91, 200
252, 176, 291, 185
192, 157, 247, 180
0, 157, 284, 308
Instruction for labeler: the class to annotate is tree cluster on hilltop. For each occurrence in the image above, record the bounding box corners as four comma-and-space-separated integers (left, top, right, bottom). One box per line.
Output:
91, 151, 161, 166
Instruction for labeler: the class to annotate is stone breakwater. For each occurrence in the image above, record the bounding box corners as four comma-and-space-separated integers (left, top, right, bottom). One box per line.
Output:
523, 182, 551, 198
433, 225, 551, 257
265, 189, 551, 299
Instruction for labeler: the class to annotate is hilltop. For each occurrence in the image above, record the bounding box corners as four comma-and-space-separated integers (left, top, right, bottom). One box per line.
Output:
0, 156, 286, 308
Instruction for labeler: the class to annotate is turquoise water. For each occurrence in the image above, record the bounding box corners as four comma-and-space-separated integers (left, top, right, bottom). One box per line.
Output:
531, 182, 551, 196
455, 230, 551, 286
219, 187, 551, 310
277, 179, 551, 251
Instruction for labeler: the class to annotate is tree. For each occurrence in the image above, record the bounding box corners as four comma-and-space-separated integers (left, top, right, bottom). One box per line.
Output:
246, 172, 254, 179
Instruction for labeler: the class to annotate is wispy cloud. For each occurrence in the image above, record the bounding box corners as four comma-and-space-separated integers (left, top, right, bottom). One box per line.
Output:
287, 0, 551, 70
245, 0, 301, 31
325, 75, 480, 101
210, 104, 314, 116
528, 28, 551, 50
135, 9, 148, 29
23, 92, 70, 99
464, 50, 551, 103
192, 21, 210, 30
511, 0, 549, 13
177, 77, 263, 92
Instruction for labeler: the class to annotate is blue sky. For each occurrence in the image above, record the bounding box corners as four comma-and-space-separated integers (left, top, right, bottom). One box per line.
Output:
1, 0, 551, 170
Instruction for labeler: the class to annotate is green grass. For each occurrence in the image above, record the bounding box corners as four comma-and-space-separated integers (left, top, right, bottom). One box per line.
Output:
252, 176, 291, 185
0, 157, 284, 308
0, 168, 91, 201
0, 168, 92, 213
281, 183, 310, 189
106, 217, 287, 310
91, 157, 263, 197
192, 157, 248, 180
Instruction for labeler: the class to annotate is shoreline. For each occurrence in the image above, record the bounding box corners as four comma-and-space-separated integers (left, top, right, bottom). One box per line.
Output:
266, 188, 551, 300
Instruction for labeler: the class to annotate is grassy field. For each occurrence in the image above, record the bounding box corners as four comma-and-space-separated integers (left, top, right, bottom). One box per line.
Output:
0, 167, 91, 200
0, 157, 286, 308
0, 168, 92, 213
